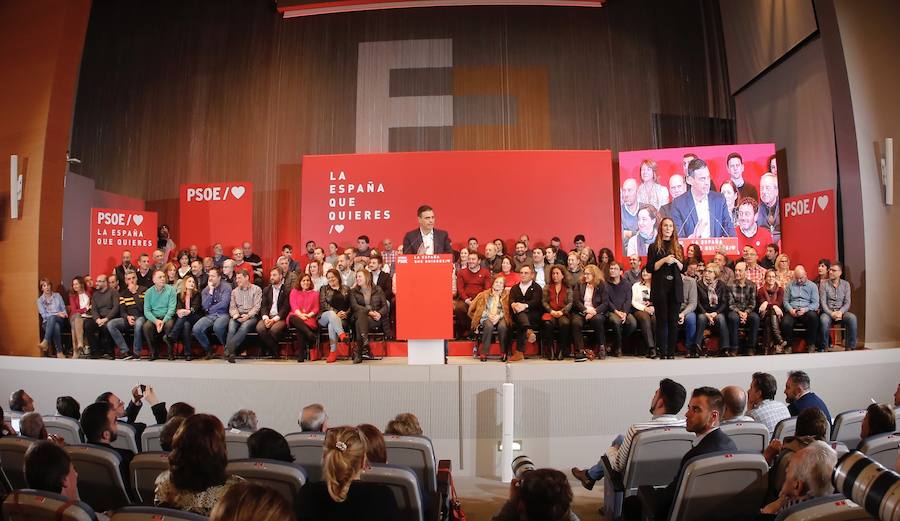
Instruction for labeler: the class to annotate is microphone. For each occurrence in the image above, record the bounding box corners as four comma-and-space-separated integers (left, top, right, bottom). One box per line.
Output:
676, 198, 697, 237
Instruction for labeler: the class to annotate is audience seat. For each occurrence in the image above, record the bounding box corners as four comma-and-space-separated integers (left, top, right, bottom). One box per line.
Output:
720, 422, 769, 453
110, 422, 139, 454
0, 436, 33, 489
362, 464, 425, 521
0, 468, 12, 497
226, 459, 307, 503
773, 494, 872, 521
857, 431, 899, 468
140, 424, 164, 453
285, 431, 325, 482
385, 435, 438, 496
829, 441, 850, 459
109, 506, 208, 520
831, 410, 866, 449
640, 451, 768, 521
225, 430, 252, 460
128, 451, 170, 506
42, 415, 84, 445
65, 444, 131, 512
1, 489, 98, 521
773, 417, 797, 441
601, 426, 696, 521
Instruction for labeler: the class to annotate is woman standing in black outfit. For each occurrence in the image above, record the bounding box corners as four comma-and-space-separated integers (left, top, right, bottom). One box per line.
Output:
645, 217, 684, 359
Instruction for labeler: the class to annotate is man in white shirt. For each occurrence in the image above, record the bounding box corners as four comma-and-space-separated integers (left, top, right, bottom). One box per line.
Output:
402, 204, 452, 254
532, 247, 549, 288
336, 254, 355, 287
746, 372, 791, 435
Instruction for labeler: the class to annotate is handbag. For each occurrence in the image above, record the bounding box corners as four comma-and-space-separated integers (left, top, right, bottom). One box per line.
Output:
447, 471, 468, 521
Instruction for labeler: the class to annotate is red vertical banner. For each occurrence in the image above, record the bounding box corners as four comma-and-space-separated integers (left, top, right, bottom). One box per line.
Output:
781, 189, 836, 271
179, 182, 253, 256
90, 208, 157, 278
395, 254, 454, 340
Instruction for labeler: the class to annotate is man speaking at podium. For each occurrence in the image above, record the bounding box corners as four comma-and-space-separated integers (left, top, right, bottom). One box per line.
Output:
402, 205, 453, 254
671, 159, 735, 239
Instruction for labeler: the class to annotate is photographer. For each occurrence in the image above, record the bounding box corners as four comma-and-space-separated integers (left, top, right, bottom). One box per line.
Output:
492, 468, 579, 521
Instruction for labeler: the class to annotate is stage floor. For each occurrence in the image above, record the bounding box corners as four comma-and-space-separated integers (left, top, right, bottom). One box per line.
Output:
2, 348, 898, 478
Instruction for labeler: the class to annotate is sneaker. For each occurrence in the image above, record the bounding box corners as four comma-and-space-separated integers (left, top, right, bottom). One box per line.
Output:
326, 351, 338, 363
122, 353, 135, 361
574, 353, 587, 362
571, 467, 596, 490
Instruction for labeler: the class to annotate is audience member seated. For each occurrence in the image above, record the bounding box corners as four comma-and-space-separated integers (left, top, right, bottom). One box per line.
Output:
758, 441, 837, 519
782, 266, 820, 351
758, 269, 787, 355
621, 254, 642, 287
455, 252, 492, 340
566, 252, 583, 287
726, 261, 761, 356
0, 406, 14, 437
228, 409, 258, 432
818, 261, 858, 351
24, 440, 83, 503
85, 274, 119, 359
319, 269, 352, 363
99, 385, 168, 440
571, 265, 609, 362
296, 426, 399, 521
760, 243, 778, 270
155, 414, 244, 515
300, 403, 328, 432
168, 274, 202, 361
107, 271, 145, 360
256, 267, 291, 359
604, 262, 636, 359
622, 387, 737, 521
209, 481, 295, 521
858, 402, 896, 449
696, 265, 729, 354
747, 372, 791, 436
358, 423, 387, 464
67, 276, 91, 359
764, 408, 829, 497
385, 413, 423, 436
57, 395, 81, 420
572, 378, 687, 489
491, 468, 577, 521
142, 269, 177, 361
9, 388, 35, 413
160, 416, 186, 452
721, 385, 755, 423
81, 401, 135, 487
469, 276, 511, 362
509, 265, 542, 361
167, 401, 196, 421
20, 412, 63, 444
192, 267, 231, 360
349, 269, 389, 364
542, 266, 573, 360
248, 428, 295, 463
630, 268, 656, 358
784, 370, 832, 424
224, 270, 262, 364
742, 246, 767, 290
288, 273, 320, 363
499, 256, 520, 288
679, 266, 699, 357
37, 278, 68, 357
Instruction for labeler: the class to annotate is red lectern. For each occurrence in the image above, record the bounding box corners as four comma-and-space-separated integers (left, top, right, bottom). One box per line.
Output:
395, 254, 453, 364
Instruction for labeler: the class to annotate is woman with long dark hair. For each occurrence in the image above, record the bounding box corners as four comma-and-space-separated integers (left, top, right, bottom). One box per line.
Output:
645, 217, 684, 359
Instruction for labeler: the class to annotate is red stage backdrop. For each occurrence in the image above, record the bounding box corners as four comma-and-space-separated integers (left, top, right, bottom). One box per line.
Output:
179, 182, 253, 257
617, 144, 779, 259
781, 189, 836, 272
90, 208, 158, 278
300, 150, 615, 252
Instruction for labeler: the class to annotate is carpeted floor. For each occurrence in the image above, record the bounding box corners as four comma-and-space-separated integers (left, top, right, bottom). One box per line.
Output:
455, 475, 609, 520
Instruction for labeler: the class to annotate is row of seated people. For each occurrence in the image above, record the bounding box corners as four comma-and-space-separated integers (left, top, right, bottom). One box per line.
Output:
1, 389, 437, 521
567, 373, 899, 520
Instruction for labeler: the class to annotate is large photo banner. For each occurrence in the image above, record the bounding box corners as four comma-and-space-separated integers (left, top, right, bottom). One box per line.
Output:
617, 144, 779, 258
300, 150, 615, 252
781, 189, 836, 272
90, 208, 158, 278
179, 182, 253, 256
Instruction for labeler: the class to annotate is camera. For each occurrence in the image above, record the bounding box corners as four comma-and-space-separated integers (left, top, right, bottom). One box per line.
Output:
512, 455, 535, 479
833, 451, 900, 521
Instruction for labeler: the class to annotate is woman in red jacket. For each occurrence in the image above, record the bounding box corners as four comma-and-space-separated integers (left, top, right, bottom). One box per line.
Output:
289, 273, 320, 362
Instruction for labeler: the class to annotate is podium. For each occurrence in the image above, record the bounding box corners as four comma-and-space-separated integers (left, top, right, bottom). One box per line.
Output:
395, 254, 454, 365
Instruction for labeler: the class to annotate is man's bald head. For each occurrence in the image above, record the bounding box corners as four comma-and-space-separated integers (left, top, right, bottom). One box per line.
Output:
721, 385, 748, 421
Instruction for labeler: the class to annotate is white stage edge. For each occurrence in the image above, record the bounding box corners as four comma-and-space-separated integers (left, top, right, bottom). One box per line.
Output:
2, 349, 899, 477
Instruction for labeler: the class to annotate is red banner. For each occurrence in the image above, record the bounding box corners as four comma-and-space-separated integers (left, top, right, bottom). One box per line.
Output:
179, 182, 253, 257
780, 189, 836, 272
90, 208, 158, 278
300, 150, 615, 253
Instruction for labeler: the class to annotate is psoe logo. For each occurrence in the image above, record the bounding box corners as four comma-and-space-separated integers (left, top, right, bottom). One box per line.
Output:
96, 211, 144, 227
783, 194, 828, 218
185, 185, 247, 202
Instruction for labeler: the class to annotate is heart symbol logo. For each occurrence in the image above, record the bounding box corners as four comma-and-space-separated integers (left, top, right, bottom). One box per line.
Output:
334, 224, 345, 234
133, 215, 144, 226
817, 195, 828, 211
231, 186, 246, 199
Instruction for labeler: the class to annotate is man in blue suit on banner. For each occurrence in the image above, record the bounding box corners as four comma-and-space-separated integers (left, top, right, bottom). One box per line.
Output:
671, 158, 735, 239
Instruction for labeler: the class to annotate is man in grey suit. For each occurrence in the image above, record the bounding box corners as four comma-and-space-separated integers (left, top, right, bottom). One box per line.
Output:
402, 204, 453, 254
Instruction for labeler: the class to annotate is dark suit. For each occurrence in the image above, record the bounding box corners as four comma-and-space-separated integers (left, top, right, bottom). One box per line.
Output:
350, 286, 390, 347
402, 228, 453, 254
371, 270, 394, 337
625, 427, 737, 521
509, 282, 543, 352
255, 283, 291, 356
671, 191, 735, 238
